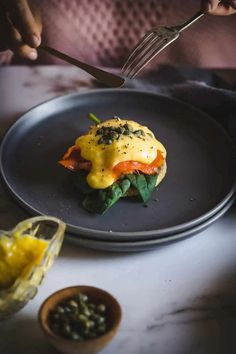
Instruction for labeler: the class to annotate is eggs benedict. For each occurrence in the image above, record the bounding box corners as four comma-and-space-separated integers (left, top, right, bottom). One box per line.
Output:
59, 116, 167, 214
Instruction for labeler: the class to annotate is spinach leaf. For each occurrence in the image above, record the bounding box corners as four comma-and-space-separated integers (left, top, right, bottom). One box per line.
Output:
126, 173, 158, 203
73, 171, 158, 214
83, 179, 131, 214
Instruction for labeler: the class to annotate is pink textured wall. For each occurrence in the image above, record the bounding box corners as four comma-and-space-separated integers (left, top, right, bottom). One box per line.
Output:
9, 0, 236, 67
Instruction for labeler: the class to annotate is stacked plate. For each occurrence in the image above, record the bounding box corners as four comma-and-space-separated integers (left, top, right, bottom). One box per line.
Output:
0, 90, 236, 252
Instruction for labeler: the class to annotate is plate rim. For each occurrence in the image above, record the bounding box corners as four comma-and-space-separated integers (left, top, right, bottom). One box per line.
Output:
1, 88, 236, 239
65, 195, 235, 251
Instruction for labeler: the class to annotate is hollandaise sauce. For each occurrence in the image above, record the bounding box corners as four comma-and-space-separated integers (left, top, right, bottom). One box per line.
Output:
0, 230, 49, 290
75, 119, 166, 189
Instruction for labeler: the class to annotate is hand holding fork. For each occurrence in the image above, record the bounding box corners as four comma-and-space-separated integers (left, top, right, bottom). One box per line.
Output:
121, 0, 236, 79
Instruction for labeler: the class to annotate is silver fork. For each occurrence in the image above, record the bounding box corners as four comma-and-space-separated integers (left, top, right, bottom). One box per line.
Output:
122, 10, 205, 79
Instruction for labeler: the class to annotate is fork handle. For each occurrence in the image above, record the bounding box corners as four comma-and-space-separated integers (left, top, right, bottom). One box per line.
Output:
39, 45, 124, 88
175, 11, 205, 32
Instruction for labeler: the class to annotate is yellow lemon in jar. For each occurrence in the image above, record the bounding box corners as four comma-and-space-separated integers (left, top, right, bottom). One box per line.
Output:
0, 229, 48, 290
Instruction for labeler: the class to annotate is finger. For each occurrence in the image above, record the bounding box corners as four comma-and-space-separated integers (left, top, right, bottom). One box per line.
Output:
7, 17, 38, 60
226, 0, 236, 9
209, 2, 236, 14
0, 12, 12, 51
201, 0, 219, 12
6, 0, 41, 48
15, 43, 38, 60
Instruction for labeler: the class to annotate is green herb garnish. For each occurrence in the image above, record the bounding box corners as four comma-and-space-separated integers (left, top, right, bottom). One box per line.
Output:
88, 113, 101, 125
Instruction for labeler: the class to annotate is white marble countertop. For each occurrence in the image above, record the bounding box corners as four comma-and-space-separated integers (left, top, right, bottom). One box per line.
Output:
1, 66, 236, 354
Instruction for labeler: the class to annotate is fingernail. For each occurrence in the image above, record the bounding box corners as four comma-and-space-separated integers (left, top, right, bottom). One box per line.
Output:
28, 50, 37, 60
30, 34, 41, 47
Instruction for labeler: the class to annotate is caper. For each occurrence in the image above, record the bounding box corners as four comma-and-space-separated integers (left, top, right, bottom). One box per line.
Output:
123, 130, 130, 135
68, 300, 78, 308
70, 332, 81, 341
84, 320, 94, 330
127, 123, 134, 132
96, 316, 105, 325
83, 329, 89, 336
78, 314, 87, 322
56, 306, 65, 314
62, 324, 71, 335
103, 128, 109, 135
51, 312, 60, 321
49, 292, 107, 341
64, 306, 72, 313
97, 304, 106, 313
82, 307, 91, 317
90, 313, 99, 321
88, 320, 95, 329
112, 132, 119, 140
95, 128, 101, 135
134, 129, 142, 137
98, 137, 104, 144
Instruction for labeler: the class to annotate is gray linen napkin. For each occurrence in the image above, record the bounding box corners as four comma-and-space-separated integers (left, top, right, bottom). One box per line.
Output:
120, 65, 236, 142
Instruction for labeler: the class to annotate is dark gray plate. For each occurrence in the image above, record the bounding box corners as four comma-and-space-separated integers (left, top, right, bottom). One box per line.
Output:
0, 89, 236, 242
66, 196, 235, 252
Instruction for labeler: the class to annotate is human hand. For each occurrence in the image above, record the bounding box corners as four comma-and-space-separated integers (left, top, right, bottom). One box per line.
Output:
0, 0, 42, 60
201, 0, 236, 15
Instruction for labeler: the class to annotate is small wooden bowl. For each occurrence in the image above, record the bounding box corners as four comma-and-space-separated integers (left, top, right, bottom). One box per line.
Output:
38, 285, 122, 354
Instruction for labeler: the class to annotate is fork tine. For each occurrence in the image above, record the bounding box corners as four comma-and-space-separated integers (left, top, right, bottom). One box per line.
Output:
123, 35, 163, 74
122, 33, 155, 72
128, 39, 172, 78
123, 37, 166, 77
128, 40, 169, 78
122, 32, 156, 72
122, 36, 164, 76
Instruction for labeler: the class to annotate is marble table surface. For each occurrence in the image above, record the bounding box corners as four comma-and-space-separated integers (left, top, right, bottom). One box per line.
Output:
1, 66, 236, 354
